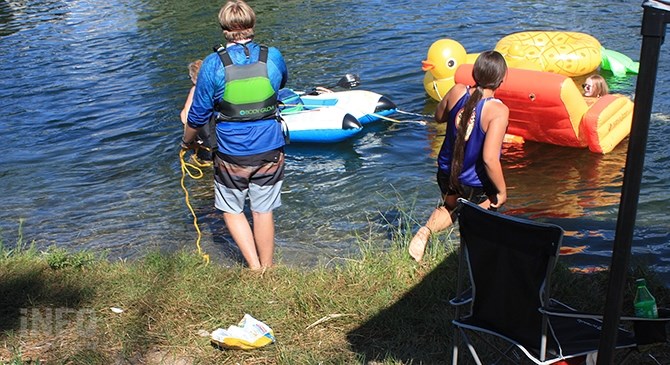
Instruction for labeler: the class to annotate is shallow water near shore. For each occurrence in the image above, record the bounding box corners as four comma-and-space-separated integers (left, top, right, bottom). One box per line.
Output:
1, 1, 668, 282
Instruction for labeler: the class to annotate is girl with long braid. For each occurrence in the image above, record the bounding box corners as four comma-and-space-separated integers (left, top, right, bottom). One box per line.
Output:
409, 51, 509, 262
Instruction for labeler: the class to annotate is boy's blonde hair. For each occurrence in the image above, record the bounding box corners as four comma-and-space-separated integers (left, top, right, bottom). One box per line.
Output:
218, 0, 255, 42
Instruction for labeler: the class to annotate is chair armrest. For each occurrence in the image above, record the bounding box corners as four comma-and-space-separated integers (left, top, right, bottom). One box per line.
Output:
542, 300, 670, 323
628, 310, 670, 346
540, 298, 603, 319
620, 308, 670, 323
543, 299, 670, 346
450, 297, 472, 306
449, 287, 473, 306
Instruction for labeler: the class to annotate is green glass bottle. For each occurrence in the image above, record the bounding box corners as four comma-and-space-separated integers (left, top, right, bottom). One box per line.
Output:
634, 278, 658, 319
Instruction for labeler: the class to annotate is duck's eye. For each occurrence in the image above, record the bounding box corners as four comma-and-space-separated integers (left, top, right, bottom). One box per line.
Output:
446, 59, 456, 68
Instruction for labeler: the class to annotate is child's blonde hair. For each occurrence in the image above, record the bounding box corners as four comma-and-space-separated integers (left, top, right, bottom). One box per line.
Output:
586, 74, 609, 97
188, 59, 202, 85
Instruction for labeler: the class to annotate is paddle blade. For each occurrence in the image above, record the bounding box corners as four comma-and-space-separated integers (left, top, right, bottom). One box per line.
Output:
336, 73, 361, 89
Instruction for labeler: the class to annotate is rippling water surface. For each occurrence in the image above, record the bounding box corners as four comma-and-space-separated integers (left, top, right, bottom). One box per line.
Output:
1, 0, 668, 280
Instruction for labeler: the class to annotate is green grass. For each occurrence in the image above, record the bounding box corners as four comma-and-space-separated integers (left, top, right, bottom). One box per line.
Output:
1, 222, 669, 364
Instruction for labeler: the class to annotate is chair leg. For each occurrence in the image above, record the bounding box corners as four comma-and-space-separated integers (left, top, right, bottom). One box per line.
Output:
646, 353, 663, 365
458, 327, 524, 364
451, 337, 459, 365
459, 328, 484, 365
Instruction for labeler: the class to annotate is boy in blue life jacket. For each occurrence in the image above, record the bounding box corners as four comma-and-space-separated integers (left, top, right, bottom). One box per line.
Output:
181, 0, 288, 270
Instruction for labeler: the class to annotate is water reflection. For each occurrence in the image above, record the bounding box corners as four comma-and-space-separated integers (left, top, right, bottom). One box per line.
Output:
503, 141, 627, 219
421, 120, 626, 220
286, 143, 364, 175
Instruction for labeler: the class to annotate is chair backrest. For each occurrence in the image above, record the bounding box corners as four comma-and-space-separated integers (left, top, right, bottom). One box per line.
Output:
457, 199, 564, 347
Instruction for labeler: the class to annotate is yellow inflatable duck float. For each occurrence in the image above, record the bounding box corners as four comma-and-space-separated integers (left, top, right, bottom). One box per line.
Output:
422, 31, 603, 101
421, 39, 479, 101
421, 31, 634, 154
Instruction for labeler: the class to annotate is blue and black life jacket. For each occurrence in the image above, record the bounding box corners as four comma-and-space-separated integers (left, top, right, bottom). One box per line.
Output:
214, 45, 278, 122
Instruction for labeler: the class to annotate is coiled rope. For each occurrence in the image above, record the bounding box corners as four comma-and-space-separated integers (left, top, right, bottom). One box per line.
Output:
179, 147, 212, 264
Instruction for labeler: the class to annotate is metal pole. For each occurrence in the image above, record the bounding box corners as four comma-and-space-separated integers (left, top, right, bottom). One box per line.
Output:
596, 2, 669, 364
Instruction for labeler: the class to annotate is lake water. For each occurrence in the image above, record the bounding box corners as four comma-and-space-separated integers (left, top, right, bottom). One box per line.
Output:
1, 0, 668, 281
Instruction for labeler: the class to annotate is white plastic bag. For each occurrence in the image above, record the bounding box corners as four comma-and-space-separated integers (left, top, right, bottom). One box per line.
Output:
210, 314, 275, 350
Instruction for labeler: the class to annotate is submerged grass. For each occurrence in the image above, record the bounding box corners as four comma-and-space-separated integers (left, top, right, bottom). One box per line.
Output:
1, 219, 669, 364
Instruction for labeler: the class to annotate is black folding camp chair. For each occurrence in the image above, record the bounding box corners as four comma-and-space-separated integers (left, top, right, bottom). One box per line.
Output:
450, 199, 669, 365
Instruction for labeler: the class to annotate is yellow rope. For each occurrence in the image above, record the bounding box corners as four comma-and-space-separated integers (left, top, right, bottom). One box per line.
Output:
368, 112, 419, 125
179, 148, 210, 264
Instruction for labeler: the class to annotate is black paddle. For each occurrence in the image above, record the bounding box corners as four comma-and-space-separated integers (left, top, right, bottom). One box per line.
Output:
333, 73, 360, 89
303, 74, 361, 95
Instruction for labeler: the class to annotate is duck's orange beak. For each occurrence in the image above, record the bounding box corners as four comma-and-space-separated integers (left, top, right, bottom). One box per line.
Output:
421, 60, 434, 72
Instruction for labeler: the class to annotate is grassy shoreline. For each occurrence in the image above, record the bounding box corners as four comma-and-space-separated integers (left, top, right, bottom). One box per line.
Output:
1, 229, 669, 364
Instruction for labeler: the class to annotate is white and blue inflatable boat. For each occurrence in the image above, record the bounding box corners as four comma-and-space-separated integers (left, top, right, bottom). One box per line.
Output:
278, 88, 397, 143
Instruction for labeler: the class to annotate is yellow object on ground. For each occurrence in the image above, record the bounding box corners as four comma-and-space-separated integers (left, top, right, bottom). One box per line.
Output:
210, 314, 275, 350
